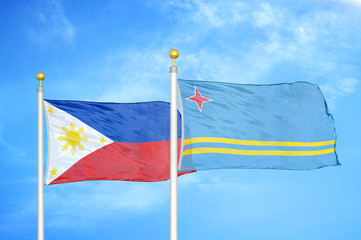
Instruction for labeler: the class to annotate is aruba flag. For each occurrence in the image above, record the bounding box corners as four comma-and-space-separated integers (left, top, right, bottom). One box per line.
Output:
44, 100, 187, 185
178, 79, 339, 172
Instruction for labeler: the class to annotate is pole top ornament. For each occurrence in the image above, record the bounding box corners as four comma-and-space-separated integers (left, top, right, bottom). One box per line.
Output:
37, 72, 45, 86
169, 49, 179, 66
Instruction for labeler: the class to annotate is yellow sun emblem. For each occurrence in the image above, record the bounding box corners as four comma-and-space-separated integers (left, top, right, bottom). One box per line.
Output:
57, 123, 88, 155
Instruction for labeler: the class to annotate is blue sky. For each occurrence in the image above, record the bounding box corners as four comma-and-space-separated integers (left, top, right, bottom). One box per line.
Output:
1, 0, 361, 239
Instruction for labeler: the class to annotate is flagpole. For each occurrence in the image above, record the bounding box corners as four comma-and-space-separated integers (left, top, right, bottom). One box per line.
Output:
37, 72, 45, 240
169, 49, 179, 240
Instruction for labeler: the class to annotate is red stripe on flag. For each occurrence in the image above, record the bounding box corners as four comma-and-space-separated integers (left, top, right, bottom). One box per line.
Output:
49, 139, 193, 185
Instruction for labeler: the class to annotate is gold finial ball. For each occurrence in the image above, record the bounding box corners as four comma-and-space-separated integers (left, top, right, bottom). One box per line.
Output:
169, 49, 179, 60
36, 72, 45, 81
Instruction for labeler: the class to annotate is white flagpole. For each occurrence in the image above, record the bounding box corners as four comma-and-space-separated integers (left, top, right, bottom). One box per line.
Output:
37, 72, 45, 240
169, 49, 179, 240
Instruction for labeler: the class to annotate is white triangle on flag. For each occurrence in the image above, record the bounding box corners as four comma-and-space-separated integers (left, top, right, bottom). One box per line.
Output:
44, 101, 114, 185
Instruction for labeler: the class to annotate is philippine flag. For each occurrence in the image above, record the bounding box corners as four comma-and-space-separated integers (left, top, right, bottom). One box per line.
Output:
44, 99, 188, 185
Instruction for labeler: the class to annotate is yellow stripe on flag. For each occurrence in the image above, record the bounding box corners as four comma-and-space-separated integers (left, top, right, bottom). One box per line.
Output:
183, 147, 335, 156
183, 137, 336, 147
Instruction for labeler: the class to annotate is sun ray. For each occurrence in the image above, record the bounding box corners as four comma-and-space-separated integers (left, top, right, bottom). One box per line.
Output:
78, 143, 85, 151
71, 146, 76, 155
61, 127, 69, 134
62, 143, 70, 151
58, 136, 66, 141
81, 136, 88, 142
70, 123, 75, 131
77, 127, 84, 134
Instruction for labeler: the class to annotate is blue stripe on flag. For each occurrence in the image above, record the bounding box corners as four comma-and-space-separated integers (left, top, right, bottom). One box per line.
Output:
45, 100, 182, 143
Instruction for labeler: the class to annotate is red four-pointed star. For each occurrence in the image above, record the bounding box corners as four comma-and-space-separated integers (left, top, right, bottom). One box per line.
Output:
187, 87, 212, 111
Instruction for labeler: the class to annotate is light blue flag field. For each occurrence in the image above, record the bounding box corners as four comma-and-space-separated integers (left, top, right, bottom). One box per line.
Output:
177, 79, 339, 172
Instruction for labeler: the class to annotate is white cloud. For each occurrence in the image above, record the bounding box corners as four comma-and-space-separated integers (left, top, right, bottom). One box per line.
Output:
293, 26, 316, 45
337, 78, 358, 93
253, 2, 283, 27
181, 51, 249, 83
320, 78, 358, 108
245, 3, 361, 95
27, 0, 75, 45
333, 0, 361, 7
192, 0, 245, 27
95, 48, 171, 103
164, 0, 246, 28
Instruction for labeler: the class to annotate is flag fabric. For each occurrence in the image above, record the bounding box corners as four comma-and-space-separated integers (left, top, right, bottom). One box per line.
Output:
177, 79, 339, 172
44, 100, 188, 185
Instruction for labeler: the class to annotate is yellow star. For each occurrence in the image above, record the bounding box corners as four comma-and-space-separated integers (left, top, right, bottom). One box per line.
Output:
50, 167, 58, 176
48, 107, 54, 114
99, 137, 106, 144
